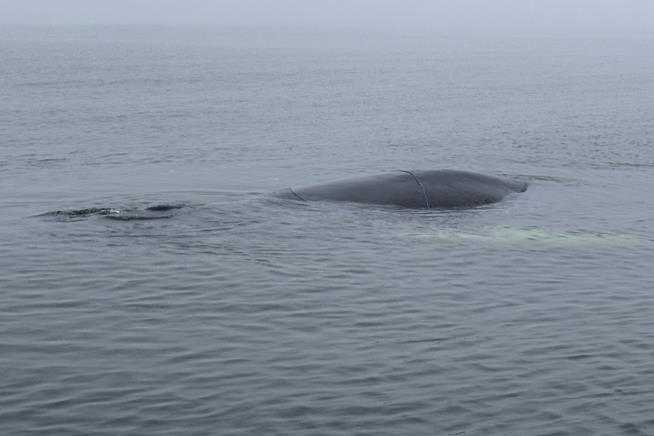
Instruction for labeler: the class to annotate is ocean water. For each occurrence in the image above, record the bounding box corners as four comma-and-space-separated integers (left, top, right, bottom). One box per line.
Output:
1, 26, 654, 435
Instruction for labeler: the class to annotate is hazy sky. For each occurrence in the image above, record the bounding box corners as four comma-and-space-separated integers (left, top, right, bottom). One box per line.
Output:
2, 0, 654, 35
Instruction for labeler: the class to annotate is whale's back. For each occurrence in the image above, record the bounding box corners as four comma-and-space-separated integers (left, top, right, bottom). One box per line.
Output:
414, 170, 527, 208
282, 169, 527, 209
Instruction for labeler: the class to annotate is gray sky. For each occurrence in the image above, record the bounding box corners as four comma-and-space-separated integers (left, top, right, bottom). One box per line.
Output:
2, 0, 654, 35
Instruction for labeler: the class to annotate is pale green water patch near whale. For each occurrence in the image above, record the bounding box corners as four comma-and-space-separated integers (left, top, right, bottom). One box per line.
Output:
410, 227, 643, 246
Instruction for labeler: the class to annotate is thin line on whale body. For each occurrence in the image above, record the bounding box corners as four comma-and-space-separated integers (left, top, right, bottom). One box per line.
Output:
396, 169, 431, 209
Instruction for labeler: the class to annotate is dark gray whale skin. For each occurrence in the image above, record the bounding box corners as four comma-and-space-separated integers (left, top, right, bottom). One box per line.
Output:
279, 170, 527, 209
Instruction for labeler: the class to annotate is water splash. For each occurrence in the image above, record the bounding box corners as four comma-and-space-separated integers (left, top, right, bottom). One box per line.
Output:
35, 204, 186, 221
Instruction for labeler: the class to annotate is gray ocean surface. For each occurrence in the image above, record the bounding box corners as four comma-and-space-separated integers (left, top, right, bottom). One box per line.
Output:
2, 26, 654, 435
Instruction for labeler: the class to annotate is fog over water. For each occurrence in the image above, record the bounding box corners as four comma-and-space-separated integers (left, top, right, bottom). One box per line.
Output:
3, 0, 654, 35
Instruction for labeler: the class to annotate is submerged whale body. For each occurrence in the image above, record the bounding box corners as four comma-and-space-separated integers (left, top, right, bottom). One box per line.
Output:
280, 170, 527, 209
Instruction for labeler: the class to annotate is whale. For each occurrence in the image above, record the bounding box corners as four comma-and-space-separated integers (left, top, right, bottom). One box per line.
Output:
278, 169, 527, 209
